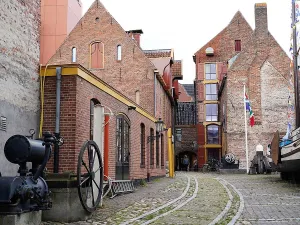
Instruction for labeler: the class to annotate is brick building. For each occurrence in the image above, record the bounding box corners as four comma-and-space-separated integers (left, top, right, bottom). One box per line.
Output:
175, 83, 197, 171
194, 3, 291, 169
0, 0, 41, 175
41, 0, 179, 180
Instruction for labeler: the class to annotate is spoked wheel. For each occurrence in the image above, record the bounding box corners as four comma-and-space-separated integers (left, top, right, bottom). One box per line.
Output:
77, 140, 103, 213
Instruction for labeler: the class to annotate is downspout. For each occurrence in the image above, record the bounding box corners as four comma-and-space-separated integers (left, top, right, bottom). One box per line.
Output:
154, 71, 157, 116
54, 67, 62, 173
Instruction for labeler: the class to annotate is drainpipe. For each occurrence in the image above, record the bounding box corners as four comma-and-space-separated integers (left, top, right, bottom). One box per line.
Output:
54, 67, 62, 173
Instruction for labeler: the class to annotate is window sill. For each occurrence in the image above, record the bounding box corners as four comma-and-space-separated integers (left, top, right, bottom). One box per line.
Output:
140, 164, 145, 168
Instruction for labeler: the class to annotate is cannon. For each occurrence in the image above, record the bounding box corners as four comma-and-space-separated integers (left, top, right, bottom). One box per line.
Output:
0, 132, 62, 214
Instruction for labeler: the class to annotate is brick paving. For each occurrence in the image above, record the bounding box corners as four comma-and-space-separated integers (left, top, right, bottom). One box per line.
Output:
42, 172, 300, 225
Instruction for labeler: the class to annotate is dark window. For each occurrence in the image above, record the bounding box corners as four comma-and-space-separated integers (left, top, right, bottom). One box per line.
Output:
207, 125, 219, 144
156, 131, 160, 168
235, 40, 241, 52
91, 42, 104, 69
140, 123, 145, 167
116, 115, 130, 164
150, 128, 154, 166
205, 63, 216, 80
206, 104, 218, 121
205, 84, 218, 100
161, 134, 164, 167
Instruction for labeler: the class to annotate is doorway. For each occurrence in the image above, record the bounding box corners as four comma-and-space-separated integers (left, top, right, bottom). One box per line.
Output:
115, 114, 130, 180
207, 148, 220, 161
177, 151, 197, 171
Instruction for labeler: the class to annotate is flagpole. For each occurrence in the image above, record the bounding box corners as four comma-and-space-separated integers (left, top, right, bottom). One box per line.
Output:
244, 85, 249, 174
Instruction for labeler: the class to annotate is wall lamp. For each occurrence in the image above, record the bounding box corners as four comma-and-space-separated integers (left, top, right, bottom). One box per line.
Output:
147, 118, 165, 143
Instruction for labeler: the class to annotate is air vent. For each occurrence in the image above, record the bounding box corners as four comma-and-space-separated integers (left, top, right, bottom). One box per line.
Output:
0, 116, 7, 131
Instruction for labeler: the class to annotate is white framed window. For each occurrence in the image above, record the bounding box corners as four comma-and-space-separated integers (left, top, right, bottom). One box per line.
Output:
117, 45, 122, 60
72, 47, 77, 62
205, 63, 216, 80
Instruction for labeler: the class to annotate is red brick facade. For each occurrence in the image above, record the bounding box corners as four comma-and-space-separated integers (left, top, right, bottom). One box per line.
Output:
194, 3, 292, 169
42, 0, 175, 180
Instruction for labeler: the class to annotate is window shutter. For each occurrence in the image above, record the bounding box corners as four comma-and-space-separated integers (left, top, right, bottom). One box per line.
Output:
198, 103, 204, 122
198, 83, 204, 101
197, 63, 204, 80
217, 62, 223, 80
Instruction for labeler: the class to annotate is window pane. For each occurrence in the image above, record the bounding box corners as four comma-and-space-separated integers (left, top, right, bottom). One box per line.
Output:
210, 73, 217, 80
117, 45, 122, 60
206, 64, 210, 73
206, 104, 218, 122
210, 64, 216, 73
206, 84, 211, 94
207, 125, 219, 144
211, 84, 217, 94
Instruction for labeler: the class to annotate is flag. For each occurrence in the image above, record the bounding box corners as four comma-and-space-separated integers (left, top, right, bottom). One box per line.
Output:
245, 92, 255, 127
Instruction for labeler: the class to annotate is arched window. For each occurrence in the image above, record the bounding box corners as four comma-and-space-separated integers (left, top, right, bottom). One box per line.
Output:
140, 123, 145, 167
207, 125, 219, 144
161, 134, 164, 167
150, 128, 154, 166
90, 42, 104, 69
117, 45, 122, 61
135, 90, 140, 104
156, 131, 160, 167
72, 47, 77, 62
116, 114, 130, 180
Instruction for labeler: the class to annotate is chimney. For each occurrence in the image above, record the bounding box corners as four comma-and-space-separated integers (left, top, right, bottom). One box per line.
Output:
255, 3, 268, 36
126, 29, 143, 47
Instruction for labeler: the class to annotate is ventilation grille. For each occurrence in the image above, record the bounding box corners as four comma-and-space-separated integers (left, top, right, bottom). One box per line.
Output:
0, 116, 7, 131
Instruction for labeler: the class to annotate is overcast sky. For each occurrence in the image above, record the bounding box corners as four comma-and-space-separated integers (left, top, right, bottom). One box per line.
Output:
82, 0, 291, 84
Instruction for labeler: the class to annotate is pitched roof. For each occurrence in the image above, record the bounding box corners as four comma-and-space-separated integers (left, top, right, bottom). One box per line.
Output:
143, 49, 173, 58
194, 11, 252, 55
182, 84, 194, 97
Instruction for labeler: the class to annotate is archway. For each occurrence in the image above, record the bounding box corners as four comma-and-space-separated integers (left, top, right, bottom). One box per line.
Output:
176, 151, 197, 171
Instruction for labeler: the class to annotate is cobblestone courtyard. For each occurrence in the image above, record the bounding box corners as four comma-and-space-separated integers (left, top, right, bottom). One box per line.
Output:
42, 172, 300, 225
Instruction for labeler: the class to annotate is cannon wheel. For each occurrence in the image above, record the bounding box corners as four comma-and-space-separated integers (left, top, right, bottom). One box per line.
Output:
77, 140, 103, 213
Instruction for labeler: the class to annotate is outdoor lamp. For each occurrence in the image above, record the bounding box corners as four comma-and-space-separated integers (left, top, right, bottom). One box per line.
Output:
147, 118, 165, 143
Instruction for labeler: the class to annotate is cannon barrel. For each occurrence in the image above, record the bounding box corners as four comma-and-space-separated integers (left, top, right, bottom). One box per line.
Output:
4, 135, 45, 164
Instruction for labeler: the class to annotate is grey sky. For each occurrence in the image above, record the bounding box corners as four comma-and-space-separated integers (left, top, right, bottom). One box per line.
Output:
82, 0, 291, 84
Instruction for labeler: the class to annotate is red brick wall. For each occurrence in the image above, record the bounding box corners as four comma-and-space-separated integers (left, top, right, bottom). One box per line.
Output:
47, 0, 156, 115
223, 4, 291, 168
43, 75, 167, 180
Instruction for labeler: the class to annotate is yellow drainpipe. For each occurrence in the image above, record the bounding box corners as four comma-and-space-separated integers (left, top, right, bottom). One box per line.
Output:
168, 128, 174, 178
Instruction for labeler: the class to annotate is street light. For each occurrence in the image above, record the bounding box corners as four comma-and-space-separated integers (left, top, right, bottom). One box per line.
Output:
147, 118, 165, 143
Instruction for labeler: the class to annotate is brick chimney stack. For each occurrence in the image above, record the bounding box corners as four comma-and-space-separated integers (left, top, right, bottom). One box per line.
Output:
126, 29, 143, 47
255, 3, 268, 36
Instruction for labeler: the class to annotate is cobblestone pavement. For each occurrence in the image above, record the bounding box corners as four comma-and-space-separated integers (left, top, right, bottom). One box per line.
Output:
220, 174, 300, 225
42, 172, 300, 225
